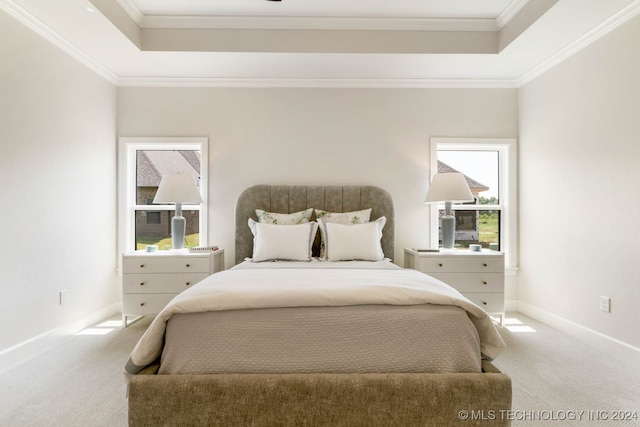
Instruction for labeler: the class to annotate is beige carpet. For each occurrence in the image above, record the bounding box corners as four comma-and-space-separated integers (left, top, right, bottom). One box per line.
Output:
0, 313, 639, 427
492, 315, 640, 426
0, 317, 151, 427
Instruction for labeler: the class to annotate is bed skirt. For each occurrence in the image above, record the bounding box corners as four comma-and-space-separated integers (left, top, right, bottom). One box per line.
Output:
128, 361, 511, 427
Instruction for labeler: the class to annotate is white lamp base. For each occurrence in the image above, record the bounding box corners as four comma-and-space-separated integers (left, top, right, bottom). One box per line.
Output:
171, 213, 186, 250
441, 200, 458, 249
441, 214, 455, 249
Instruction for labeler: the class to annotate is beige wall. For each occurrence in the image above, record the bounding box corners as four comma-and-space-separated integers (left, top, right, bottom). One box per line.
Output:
117, 87, 518, 270
0, 11, 119, 353
519, 14, 640, 351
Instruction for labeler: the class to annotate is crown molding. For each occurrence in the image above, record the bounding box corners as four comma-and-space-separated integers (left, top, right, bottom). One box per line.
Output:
114, 0, 143, 26
518, 0, 640, 86
139, 16, 498, 31
0, 0, 119, 85
116, 76, 518, 89
496, 0, 530, 30
116, 1, 532, 32
113, 0, 503, 32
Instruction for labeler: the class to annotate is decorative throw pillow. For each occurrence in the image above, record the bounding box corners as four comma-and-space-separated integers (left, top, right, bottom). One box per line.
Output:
314, 208, 372, 258
314, 208, 372, 224
320, 216, 386, 262
255, 208, 313, 225
248, 219, 318, 262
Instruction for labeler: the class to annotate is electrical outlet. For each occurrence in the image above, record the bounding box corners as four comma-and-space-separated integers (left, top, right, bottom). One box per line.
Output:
59, 290, 69, 306
600, 296, 611, 313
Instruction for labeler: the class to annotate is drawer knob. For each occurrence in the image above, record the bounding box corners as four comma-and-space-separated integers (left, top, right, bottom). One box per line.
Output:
139, 264, 145, 268
185, 282, 191, 286
483, 263, 488, 267
140, 302, 145, 307
482, 281, 488, 285
482, 301, 487, 305
186, 264, 191, 268
139, 282, 145, 286
438, 263, 443, 267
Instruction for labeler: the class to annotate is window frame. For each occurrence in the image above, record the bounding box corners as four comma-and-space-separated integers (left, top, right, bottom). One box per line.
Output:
118, 137, 209, 256
429, 137, 517, 269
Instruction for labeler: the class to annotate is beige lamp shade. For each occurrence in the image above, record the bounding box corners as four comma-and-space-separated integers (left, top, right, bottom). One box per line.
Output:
153, 174, 203, 204
424, 173, 474, 204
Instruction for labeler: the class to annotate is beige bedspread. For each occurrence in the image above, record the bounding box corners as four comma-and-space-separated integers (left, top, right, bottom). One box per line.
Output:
124, 262, 506, 380
160, 303, 482, 374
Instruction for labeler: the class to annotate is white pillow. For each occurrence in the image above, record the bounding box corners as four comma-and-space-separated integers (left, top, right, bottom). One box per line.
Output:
321, 216, 386, 262
249, 219, 318, 262
314, 208, 372, 258
255, 208, 313, 225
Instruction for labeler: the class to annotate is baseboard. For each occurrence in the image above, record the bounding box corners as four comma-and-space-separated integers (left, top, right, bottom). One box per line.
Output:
0, 302, 121, 374
518, 301, 640, 366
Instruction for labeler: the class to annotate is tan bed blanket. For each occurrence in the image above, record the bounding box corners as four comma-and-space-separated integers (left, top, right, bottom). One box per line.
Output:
124, 265, 505, 380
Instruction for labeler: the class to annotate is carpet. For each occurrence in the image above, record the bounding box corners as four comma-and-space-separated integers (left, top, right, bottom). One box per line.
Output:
1, 313, 639, 426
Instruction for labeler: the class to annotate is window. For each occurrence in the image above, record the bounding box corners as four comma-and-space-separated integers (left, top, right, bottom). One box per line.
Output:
118, 137, 208, 254
429, 138, 517, 268
146, 211, 161, 225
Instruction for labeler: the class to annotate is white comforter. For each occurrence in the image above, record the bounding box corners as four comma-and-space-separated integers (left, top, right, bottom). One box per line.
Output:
125, 264, 506, 379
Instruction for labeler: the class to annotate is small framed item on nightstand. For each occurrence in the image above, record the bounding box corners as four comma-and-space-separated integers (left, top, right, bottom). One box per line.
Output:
404, 248, 505, 325
189, 245, 220, 252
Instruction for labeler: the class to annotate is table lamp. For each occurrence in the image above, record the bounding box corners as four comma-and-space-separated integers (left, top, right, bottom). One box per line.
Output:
425, 172, 474, 250
153, 174, 203, 251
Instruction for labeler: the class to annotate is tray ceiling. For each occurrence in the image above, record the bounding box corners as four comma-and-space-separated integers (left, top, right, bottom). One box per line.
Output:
2, 0, 639, 87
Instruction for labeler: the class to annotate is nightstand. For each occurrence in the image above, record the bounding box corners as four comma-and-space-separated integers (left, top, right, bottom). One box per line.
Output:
404, 248, 505, 325
122, 249, 224, 326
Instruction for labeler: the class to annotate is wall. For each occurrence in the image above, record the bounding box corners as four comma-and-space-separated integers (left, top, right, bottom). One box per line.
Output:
117, 87, 518, 271
518, 14, 640, 353
0, 10, 119, 357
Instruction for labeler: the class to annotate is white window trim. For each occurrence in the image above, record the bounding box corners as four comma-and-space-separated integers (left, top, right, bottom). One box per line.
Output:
429, 137, 518, 269
117, 137, 209, 260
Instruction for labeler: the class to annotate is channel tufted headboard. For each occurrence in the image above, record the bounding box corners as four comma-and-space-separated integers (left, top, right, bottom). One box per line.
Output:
234, 185, 395, 264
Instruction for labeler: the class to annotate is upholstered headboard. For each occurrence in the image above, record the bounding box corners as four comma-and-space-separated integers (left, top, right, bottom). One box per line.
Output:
235, 185, 395, 264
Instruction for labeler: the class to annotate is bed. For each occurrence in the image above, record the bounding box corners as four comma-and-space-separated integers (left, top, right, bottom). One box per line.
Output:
126, 185, 511, 426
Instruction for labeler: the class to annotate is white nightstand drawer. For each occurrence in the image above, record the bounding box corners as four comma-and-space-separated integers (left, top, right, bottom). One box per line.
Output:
123, 293, 178, 315
122, 250, 224, 326
123, 273, 209, 294
404, 249, 505, 325
463, 292, 505, 313
428, 273, 504, 293
417, 256, 504, 273
123, 256, 211, 274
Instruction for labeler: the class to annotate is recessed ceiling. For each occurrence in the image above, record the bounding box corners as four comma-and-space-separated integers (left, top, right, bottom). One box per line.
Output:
2, 0, 640, 87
